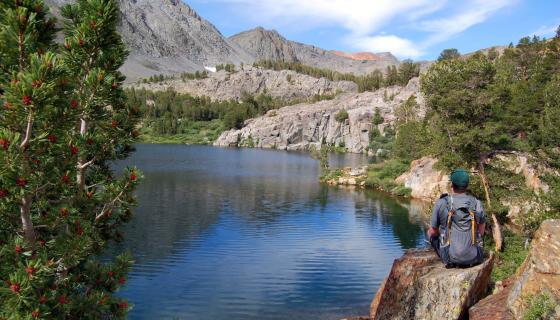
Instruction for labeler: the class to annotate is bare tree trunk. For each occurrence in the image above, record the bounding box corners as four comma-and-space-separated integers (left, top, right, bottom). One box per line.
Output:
478, 157, 503, 252
76, 118, 87, 193
19, 110, 35, 246
20, 194, 35, 246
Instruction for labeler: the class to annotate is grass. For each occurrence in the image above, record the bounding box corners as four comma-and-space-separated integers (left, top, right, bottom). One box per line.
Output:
322, 144, 348, 153
365, 159, 411, 196
484, 229, 529, 283
139, 119, 224, 145
523, 293, 557, 320
319, 168, 345, 182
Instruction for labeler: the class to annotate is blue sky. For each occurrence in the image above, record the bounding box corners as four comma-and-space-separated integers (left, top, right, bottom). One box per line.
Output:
187, 0, 560, 61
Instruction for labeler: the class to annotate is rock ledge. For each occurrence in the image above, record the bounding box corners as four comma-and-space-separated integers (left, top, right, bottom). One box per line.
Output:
370, 248, 494, 320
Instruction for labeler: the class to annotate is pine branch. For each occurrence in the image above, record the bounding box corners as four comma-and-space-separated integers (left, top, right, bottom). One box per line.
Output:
95, 182, 130, 221
78, 158, 95, 170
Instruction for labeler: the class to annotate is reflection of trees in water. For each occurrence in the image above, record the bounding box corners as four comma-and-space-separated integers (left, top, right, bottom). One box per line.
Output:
219, 175, 322, 225
106, 145, 426, 267
107, 168, 324, 263
108, 175, 427, 264
348, 189, 427, 249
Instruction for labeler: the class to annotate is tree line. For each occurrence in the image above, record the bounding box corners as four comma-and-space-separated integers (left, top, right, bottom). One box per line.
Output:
139, 70, 209, 84
126, 88, 338, 135
253, 59, 420, 92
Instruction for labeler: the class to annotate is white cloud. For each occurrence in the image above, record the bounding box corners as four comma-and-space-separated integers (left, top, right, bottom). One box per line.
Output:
216, 0, 437, 35
419, 0, 514, 46
208, 0, 516, 59
351, 35, 424, 59
531, 24, 559, 37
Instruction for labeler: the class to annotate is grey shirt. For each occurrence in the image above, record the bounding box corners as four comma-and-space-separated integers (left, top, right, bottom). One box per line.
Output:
431, 193, 486, 262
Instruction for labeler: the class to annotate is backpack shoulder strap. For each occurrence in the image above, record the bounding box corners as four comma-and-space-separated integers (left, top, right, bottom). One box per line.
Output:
445, 195, 455, 246
467, 195, 479, 245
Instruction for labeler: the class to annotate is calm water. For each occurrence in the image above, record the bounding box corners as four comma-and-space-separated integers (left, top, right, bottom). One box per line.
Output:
108, 144, 427, 320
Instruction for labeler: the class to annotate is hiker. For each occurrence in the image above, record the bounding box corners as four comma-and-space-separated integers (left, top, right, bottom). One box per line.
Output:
428, 169, 486, 267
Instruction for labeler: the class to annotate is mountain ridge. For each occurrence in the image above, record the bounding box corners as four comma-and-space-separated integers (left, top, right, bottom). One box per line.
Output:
229, 27, 400, 75
45, 1, 400, 81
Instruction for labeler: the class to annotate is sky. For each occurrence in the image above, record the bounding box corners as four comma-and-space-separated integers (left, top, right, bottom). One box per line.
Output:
187, 0, 560, 61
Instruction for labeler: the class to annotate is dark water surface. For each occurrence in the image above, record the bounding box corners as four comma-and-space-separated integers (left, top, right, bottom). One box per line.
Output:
108, 144, 427, 320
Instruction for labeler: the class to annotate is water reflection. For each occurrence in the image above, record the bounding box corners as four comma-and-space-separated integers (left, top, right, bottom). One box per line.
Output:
107, 145, 427, 320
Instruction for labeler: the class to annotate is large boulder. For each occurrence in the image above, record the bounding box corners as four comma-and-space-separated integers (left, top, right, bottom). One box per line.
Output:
395, 157, 449, 201
470, 219, 560, 320
370, 248, 494, 320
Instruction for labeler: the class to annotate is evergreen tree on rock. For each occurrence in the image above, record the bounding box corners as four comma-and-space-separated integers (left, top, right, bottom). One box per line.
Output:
421, 52, 505, 251
437, 48, 461, 61
0, 0, 142, 318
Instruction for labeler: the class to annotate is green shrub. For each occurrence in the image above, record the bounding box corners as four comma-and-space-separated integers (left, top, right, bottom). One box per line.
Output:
335, 110, 349, 123
365, 159, 411, 195
320, 169, 344, 182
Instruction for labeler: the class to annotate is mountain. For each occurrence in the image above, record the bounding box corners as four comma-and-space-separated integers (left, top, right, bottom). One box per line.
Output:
45, 1, 399, 81
229, 27, 400, 75
45, 0, 252, 81
330, 50, 393, 61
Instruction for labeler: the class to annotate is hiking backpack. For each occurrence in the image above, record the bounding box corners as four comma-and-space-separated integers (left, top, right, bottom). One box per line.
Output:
440, 195, 484, 266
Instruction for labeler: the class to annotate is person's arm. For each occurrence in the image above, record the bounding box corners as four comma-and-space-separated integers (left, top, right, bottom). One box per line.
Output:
428, 199, 443, 238
478, 223, 485, 237
428, 226, 440, 238
475, 199, 486, 237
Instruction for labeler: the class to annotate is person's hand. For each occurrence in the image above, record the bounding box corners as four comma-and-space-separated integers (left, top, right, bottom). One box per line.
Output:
477, 238, 484, 247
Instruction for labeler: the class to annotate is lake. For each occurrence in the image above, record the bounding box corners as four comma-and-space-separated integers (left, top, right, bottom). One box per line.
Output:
107, 144, 428, 319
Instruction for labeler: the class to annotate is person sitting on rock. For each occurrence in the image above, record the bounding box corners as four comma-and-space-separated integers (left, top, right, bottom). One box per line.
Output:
428, 169, 486, 267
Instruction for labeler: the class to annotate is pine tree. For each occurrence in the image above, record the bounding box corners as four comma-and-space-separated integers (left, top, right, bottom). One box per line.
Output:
0, 0, 142, 318
394, 95, 419, 126
384, 65, 399, 86
372, 107, 384, 125
397, 59, 420, 86
421, 52, 505, 250
437, 48, 461, 61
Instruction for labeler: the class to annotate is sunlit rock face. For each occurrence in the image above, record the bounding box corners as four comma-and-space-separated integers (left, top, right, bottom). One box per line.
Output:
45, 0, 252, 81
395, 156, 450, 201
370, 248, 494, 320
470, 220, 560, 320
129, 65, 358, 101
215, 78, 423, 154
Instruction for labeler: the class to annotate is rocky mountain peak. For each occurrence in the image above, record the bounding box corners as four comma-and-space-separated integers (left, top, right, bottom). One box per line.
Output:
229, 27, 400, 75
45, 0, 252, 81
45, 1, 400, 81
229, 27, 298, 63
331, 51, 378, 61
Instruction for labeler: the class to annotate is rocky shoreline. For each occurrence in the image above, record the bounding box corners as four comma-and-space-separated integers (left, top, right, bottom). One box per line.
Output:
330, 154, 559, 319
344, 219, 560, 320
